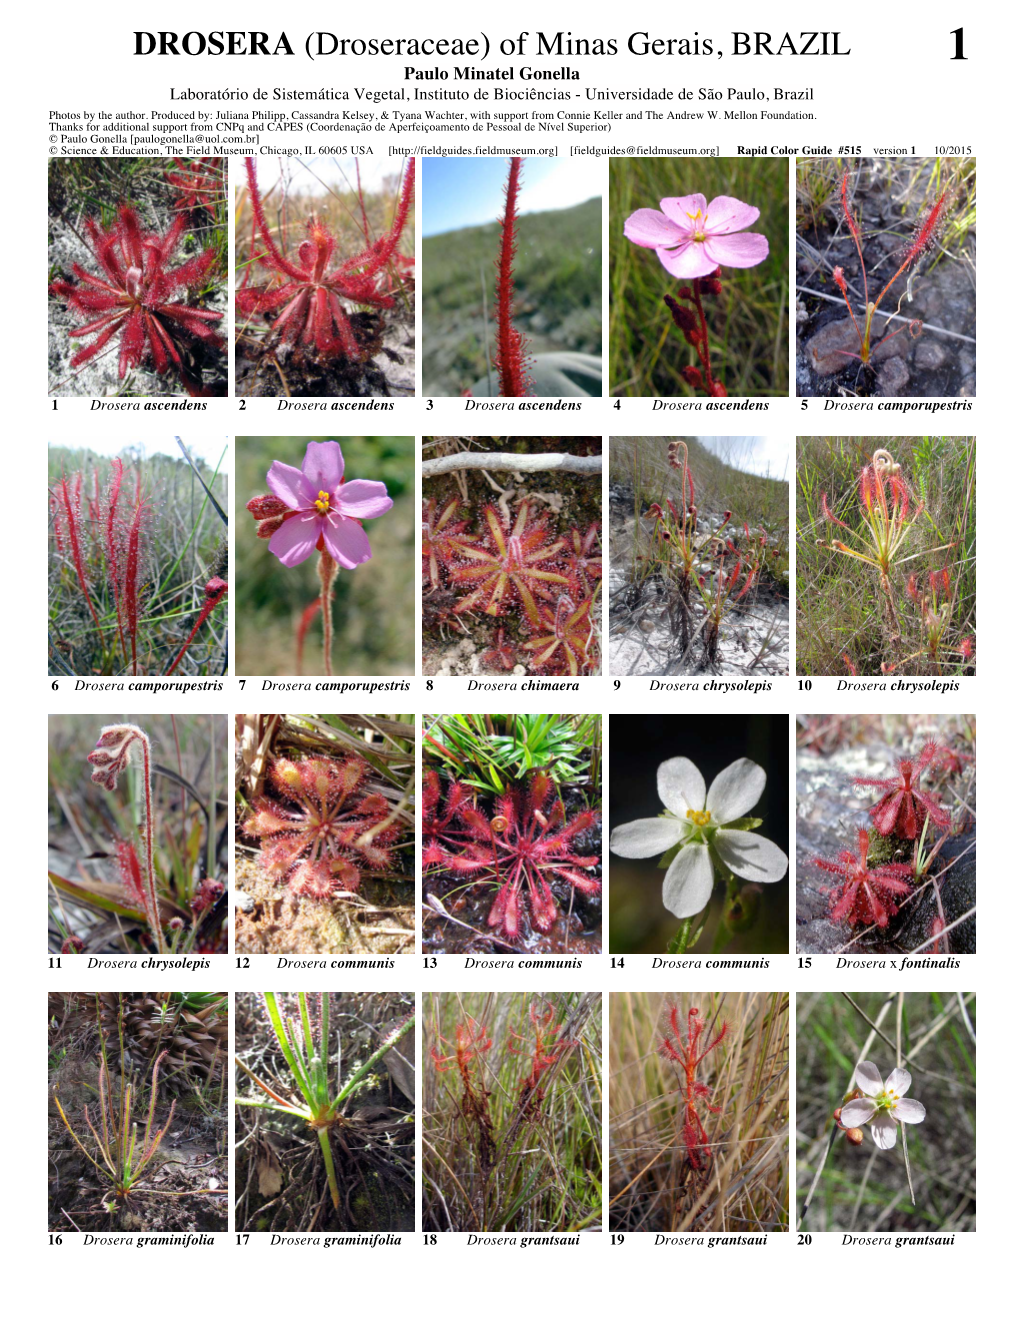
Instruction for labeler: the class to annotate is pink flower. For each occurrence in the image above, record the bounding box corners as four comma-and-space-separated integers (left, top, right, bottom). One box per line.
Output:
624, 194, 769, 279
257, 440, 393, 568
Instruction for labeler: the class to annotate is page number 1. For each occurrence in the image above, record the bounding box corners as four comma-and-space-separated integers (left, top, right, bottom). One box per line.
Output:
950, 27, 966, 59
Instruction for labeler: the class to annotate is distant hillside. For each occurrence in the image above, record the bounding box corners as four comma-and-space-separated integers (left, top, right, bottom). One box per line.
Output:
609, 436, 789, 533
423, 197, 602, 394
423, 197, 601, 319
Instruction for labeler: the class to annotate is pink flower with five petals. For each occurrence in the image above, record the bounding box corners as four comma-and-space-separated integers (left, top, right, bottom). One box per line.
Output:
624, 193, 769, 279
256, 440, 393, 568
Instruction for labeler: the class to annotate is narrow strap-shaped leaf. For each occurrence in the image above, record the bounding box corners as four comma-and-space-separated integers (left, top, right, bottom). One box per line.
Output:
335, 1014, 415, 1109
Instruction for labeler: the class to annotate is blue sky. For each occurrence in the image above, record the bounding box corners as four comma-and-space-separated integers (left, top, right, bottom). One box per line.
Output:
698, 437, 789, 482
422, 157, 603, 237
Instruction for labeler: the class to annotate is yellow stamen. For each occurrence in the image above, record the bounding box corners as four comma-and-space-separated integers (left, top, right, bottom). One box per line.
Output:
314, 490, 331, 515
686, 808, 712, 827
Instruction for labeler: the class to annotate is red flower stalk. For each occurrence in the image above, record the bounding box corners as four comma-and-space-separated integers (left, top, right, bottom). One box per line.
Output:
53, 472, 104, 636
104, 458, 127, 661
295, 598, 322, 676
164, 577, 228, 676
243, 754, 401, 898
49, 206, 224, 395
122, 490, 150, 676
664, 271, 728, 397
237, 156, 415, 362
658, 1001, 727, 1171
493, 156, 533, 397
814, 828, 915, 927
853, 741, 952, 839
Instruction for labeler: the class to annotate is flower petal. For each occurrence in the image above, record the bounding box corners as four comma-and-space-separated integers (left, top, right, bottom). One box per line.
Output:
839, 1098, 877, 1128
885, 1068, 912, 1096
267, 511, 321, 567
703, 196, 761, 234
701, 232, 770, 270
869, 1112, 899, 1149
609, 817, 684, 859
712, 830, 788, 884
321, 515, 373, 570
656, 243, 718, 280
300, 440, 344, 492
657, 757, 706, 817
662, 842, 714, 919
855, 1061, 883, 1096
706, 758, 766, 822
266, 460, 313, 511
336, 479, 393, 521
658, 195, 709, 230
892, 1098, 926, 1125
623, 208, 685, 249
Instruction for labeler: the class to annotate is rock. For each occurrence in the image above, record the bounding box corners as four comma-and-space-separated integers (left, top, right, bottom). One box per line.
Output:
876, 357, 910, 396
913, 338, 947, 370
805, 317, 864, 376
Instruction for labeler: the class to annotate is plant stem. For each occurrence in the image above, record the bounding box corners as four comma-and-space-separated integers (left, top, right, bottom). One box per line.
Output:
317, 551, 338, 676
317, 1128, 341, 1210
137, 733, 166, 953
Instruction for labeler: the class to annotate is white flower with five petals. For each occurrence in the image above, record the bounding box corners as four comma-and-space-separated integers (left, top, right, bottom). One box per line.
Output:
609, 757, 788, 919
840, 1062, 926, 1149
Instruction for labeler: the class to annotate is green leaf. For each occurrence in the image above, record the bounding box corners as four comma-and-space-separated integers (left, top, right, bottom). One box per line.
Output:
656, 842, 683, 870
724, 816, 762, 832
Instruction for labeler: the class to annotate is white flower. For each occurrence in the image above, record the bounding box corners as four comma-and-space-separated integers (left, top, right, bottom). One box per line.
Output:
609, 757, 788, 919
840, 1062, 927, 1149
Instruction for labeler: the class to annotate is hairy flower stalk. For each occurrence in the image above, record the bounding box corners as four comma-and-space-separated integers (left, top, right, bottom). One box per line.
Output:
835, 169, 949, 364
54, 472, 104, 638
494, 157, 533, 397
87, 724, 165, 952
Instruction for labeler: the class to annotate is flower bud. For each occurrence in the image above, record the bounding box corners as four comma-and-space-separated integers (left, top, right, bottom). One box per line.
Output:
61, 936, 85, 954
845, 1128, 864, 1146
681, 366, 704, 389
664, 294, 698, 335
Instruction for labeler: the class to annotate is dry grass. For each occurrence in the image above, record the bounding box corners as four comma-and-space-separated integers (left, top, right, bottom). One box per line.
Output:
423, 992, 602, 1232
608, 992, 789, 1232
